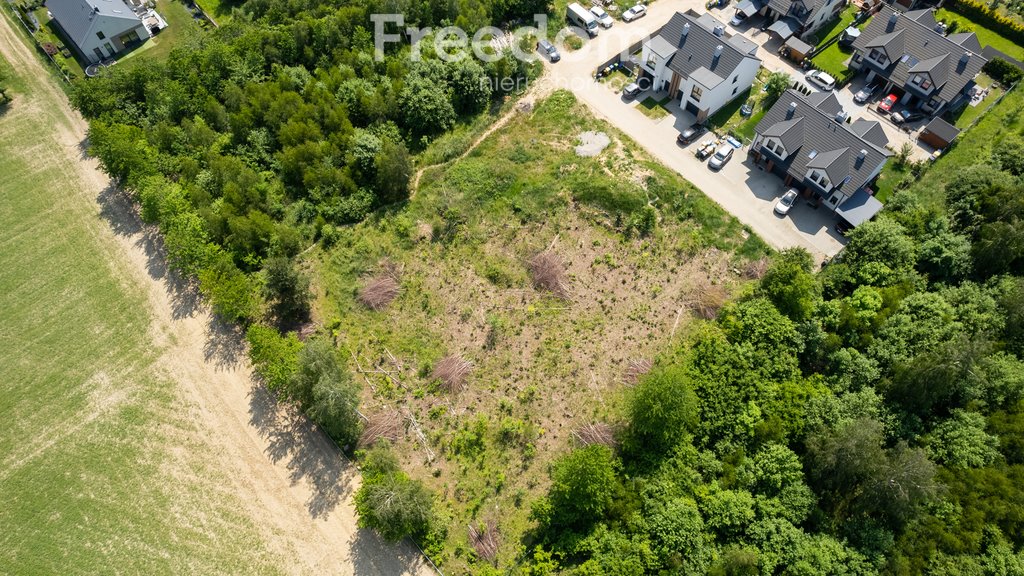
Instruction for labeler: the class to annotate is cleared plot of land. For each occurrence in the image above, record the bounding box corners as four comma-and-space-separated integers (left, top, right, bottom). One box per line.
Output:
315, 90, 768, 572
0, 11, 429, 576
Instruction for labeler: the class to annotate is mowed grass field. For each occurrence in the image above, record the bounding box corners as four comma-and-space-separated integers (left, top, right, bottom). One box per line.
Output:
0, 47, 283, 576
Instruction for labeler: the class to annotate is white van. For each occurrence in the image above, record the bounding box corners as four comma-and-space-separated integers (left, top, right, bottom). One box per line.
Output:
567, 3, 599, 37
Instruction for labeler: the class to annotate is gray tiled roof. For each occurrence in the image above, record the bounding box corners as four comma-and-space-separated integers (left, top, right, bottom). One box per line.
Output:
852, 5, 985, 105
805, 91, 844, 116
766, 0, 826, 24
850, 118, 889, 148
755, 89, 892, 192
659, 12, 761, 84
806, 147, 851, 185
948, 32, 982, 53
47, 0, 141, 47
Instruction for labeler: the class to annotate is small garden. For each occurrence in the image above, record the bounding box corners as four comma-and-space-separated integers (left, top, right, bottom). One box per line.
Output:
637, 95, 671, 119
808, 6, 867, 86
936, 8, 1024, 61
706, 68, 772, 142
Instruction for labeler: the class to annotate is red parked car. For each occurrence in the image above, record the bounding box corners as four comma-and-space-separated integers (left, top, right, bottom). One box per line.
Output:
877, 93, 898, 112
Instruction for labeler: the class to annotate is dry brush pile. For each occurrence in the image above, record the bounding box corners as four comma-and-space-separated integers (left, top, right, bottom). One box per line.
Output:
528, 250, 569, 298
432, 355, 473, 393
358, 260, 402, 310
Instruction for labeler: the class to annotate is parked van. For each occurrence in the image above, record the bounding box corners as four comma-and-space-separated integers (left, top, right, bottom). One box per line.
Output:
567, 3, 599, 37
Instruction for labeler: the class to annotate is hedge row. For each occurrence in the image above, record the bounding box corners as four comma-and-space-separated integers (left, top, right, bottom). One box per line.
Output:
946, 0, 1024, 46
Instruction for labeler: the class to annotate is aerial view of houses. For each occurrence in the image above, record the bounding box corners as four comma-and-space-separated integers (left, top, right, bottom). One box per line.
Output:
850, 5, 986, 115
45, 0, 164, 63
639, 11, 762, 121
751, 89, 890, 225
3, 0, 1024, 572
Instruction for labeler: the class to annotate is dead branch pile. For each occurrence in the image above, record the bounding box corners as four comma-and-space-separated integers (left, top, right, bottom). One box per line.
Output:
358, 260, 401, 310
742, 257, 770, 280
623, 358, 653, 386
468, 520, 500, 563
359, 410, 403, 447
528, 250, 568, 298
432, 355, 473, 393
689, 283, 728, 320
572, 422, 618, 448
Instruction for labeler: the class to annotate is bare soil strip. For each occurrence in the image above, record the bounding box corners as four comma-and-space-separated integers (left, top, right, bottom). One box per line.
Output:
0, 12, 432, 575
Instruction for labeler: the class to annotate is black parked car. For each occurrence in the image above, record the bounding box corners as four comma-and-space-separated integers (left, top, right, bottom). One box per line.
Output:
892, 109, 925, 124
676, 123, 706, 145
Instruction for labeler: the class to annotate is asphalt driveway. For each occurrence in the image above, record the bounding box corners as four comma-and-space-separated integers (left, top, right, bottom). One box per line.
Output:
540, 1, 846, 260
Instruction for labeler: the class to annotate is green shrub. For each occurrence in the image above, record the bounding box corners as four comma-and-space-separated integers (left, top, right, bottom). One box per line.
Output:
983, 58, 1024, 86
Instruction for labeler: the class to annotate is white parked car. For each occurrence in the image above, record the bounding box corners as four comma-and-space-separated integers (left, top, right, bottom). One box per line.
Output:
622, 4, 647, 22
590, 5, 614, 28
708, 144, 734, 170
774, 188, 799, 215
805, 70, 836, 91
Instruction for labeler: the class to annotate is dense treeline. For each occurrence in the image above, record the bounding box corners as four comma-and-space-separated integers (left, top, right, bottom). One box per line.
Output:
524, 137, 1024, 574
72, 0, 537, 450
75, 0, 538, 326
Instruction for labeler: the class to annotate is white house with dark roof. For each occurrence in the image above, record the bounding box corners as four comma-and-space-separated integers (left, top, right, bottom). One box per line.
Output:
850, 5, 986, 116
638, 11, 762, 122
749, 89, 892, 227
47, 0, 152, 64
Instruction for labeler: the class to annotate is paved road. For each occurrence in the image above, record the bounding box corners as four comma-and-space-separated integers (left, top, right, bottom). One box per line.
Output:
540, 1, 847, 260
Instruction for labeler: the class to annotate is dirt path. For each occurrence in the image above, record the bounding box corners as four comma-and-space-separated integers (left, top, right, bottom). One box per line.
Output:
410, 78, 554, 195
0, 12, 433, 576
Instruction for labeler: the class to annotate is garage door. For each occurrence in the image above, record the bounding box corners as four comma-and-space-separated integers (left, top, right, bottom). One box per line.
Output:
685, 101, 699, 115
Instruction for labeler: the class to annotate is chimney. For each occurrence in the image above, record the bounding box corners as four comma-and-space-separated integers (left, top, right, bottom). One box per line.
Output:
887, 12, 899, 31
682, 23, 690, 37
858, 149, 867, 160
714, 24, 726, 37
834, 110, 848, 123
960, 51, 970, 64
714, 44, 724, 57
787, 102, 798, 118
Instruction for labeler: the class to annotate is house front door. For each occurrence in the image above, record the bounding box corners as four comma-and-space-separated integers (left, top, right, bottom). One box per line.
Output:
104, 42, 115, 57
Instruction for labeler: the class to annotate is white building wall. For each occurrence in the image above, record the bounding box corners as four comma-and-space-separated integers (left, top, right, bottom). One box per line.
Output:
77, 16, 149, 63
679, 57, 761, 118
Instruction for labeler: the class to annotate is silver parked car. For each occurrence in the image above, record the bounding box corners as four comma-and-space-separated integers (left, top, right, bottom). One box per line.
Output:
590, 5, 614, 28
805, 70, 836, 91
622, 4, 647, 21
774, 188, 799, 215
708, 144, 734, 170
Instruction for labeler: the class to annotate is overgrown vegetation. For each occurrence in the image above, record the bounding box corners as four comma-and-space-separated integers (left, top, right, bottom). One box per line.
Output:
520, 102, 1024, 573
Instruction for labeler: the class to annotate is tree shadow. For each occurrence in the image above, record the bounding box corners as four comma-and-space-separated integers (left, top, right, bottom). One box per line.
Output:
349, 528, 430, 576
94, 174, 201, 320
247, 380, 356, 519
203, 314, 247, 370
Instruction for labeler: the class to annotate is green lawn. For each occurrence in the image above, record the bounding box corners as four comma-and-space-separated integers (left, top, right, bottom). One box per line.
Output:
809, 5, 859, 46
707, 68, 768, 141
809, 6, 865, 81
811, 42, 853, 79
637, 95, 671, 119
946, 73, 1002, 129
0, 22, 282, 574
936, 8, 1024, 61
912, 84, 1024, 206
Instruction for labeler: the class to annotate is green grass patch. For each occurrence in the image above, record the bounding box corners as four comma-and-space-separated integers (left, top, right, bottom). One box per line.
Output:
811, 41, 853, 78
600, 68, 633, 92
707, 68, 768, 141
809, 5, 860, 46
910, 84, 1024, 207
946, 73, 1003, 129
936, 8, 1024, 61
637, 95, 671, 119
